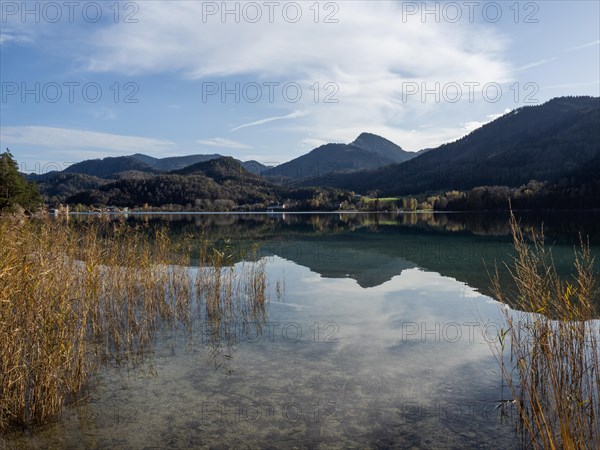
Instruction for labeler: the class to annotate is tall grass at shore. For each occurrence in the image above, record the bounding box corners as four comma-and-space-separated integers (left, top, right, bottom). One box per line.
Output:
0, 217, 268, 431
194, 241, 268, 368
491, 214, 600, 449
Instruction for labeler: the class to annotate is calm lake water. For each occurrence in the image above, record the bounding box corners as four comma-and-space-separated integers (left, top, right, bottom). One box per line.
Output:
5, 212, 600, 449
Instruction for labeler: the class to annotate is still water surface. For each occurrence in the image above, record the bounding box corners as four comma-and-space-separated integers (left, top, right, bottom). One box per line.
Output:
6, 212, 600, 449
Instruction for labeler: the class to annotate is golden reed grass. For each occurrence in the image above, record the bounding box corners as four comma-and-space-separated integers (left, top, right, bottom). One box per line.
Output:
0, 216, 268, 431
491, 213, 600, 449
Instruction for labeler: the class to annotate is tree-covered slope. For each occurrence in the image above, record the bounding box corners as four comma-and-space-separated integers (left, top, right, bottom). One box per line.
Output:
309, 96, 600, 195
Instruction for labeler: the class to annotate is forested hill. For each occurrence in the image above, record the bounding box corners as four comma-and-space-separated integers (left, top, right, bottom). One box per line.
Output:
305, 96, 600, 195
171, 156, 261, 182
65, 157, 352, 211
67, 157, 277, 209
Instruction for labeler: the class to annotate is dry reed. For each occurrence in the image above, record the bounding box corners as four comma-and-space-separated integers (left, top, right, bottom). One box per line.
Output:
193, 240, 268, 369
0, 216, 268, 431
490, 213, 600, 449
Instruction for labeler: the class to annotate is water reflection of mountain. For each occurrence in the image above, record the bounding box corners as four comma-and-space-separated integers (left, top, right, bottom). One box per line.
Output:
259, 237, 419, 288
118, 211, 600, 294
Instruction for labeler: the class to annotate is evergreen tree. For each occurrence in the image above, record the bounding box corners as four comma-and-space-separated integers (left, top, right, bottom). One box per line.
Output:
0, 149, 42, 212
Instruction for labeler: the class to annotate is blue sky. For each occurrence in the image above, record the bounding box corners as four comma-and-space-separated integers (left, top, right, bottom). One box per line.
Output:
1, 0, 599, 173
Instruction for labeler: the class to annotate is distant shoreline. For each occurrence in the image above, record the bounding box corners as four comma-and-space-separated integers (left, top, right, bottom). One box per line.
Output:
65, 209, 600, 216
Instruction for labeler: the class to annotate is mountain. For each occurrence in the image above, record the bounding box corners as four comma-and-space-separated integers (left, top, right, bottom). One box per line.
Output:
309, 96, 600, 195
261, 133, 416, 182
130, 153, 222, 171
63, 156, 157, 178
67, 157, 280, 209
129, 153, 270, 175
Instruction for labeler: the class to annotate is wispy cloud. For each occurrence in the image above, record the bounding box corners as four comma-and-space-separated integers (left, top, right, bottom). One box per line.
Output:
541, 81, 600, 90
511, 57, 558, 72
90, 107, 117, 121
0, 31, 32, 45
0, 126, 176, 154
196, 137, 252, 149
566, 40, 600, 52
509, 40, 599, 74
230, 110, 308, 132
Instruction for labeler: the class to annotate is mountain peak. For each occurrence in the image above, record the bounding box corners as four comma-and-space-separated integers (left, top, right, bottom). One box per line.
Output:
262, 133, 416, 182
352, 132, 388, 143
350, 132, 409, 160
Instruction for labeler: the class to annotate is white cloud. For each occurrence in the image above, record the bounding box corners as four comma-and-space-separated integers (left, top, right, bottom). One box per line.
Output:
85, 3, 508, 81
196, 137, 251, 149
0, 126, 176, 155
459, 109, 511, 134
230, 110, 308, 132
80, 2, 511, 151
461, 121, 486, 134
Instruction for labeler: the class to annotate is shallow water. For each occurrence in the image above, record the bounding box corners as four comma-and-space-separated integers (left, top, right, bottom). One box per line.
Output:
4, 212, 599, 449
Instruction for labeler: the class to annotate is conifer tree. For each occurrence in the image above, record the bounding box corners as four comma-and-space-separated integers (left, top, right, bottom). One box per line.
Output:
0, 149, 42, 211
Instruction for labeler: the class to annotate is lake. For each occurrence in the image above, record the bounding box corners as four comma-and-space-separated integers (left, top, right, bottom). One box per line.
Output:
4, 211, 600, 449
